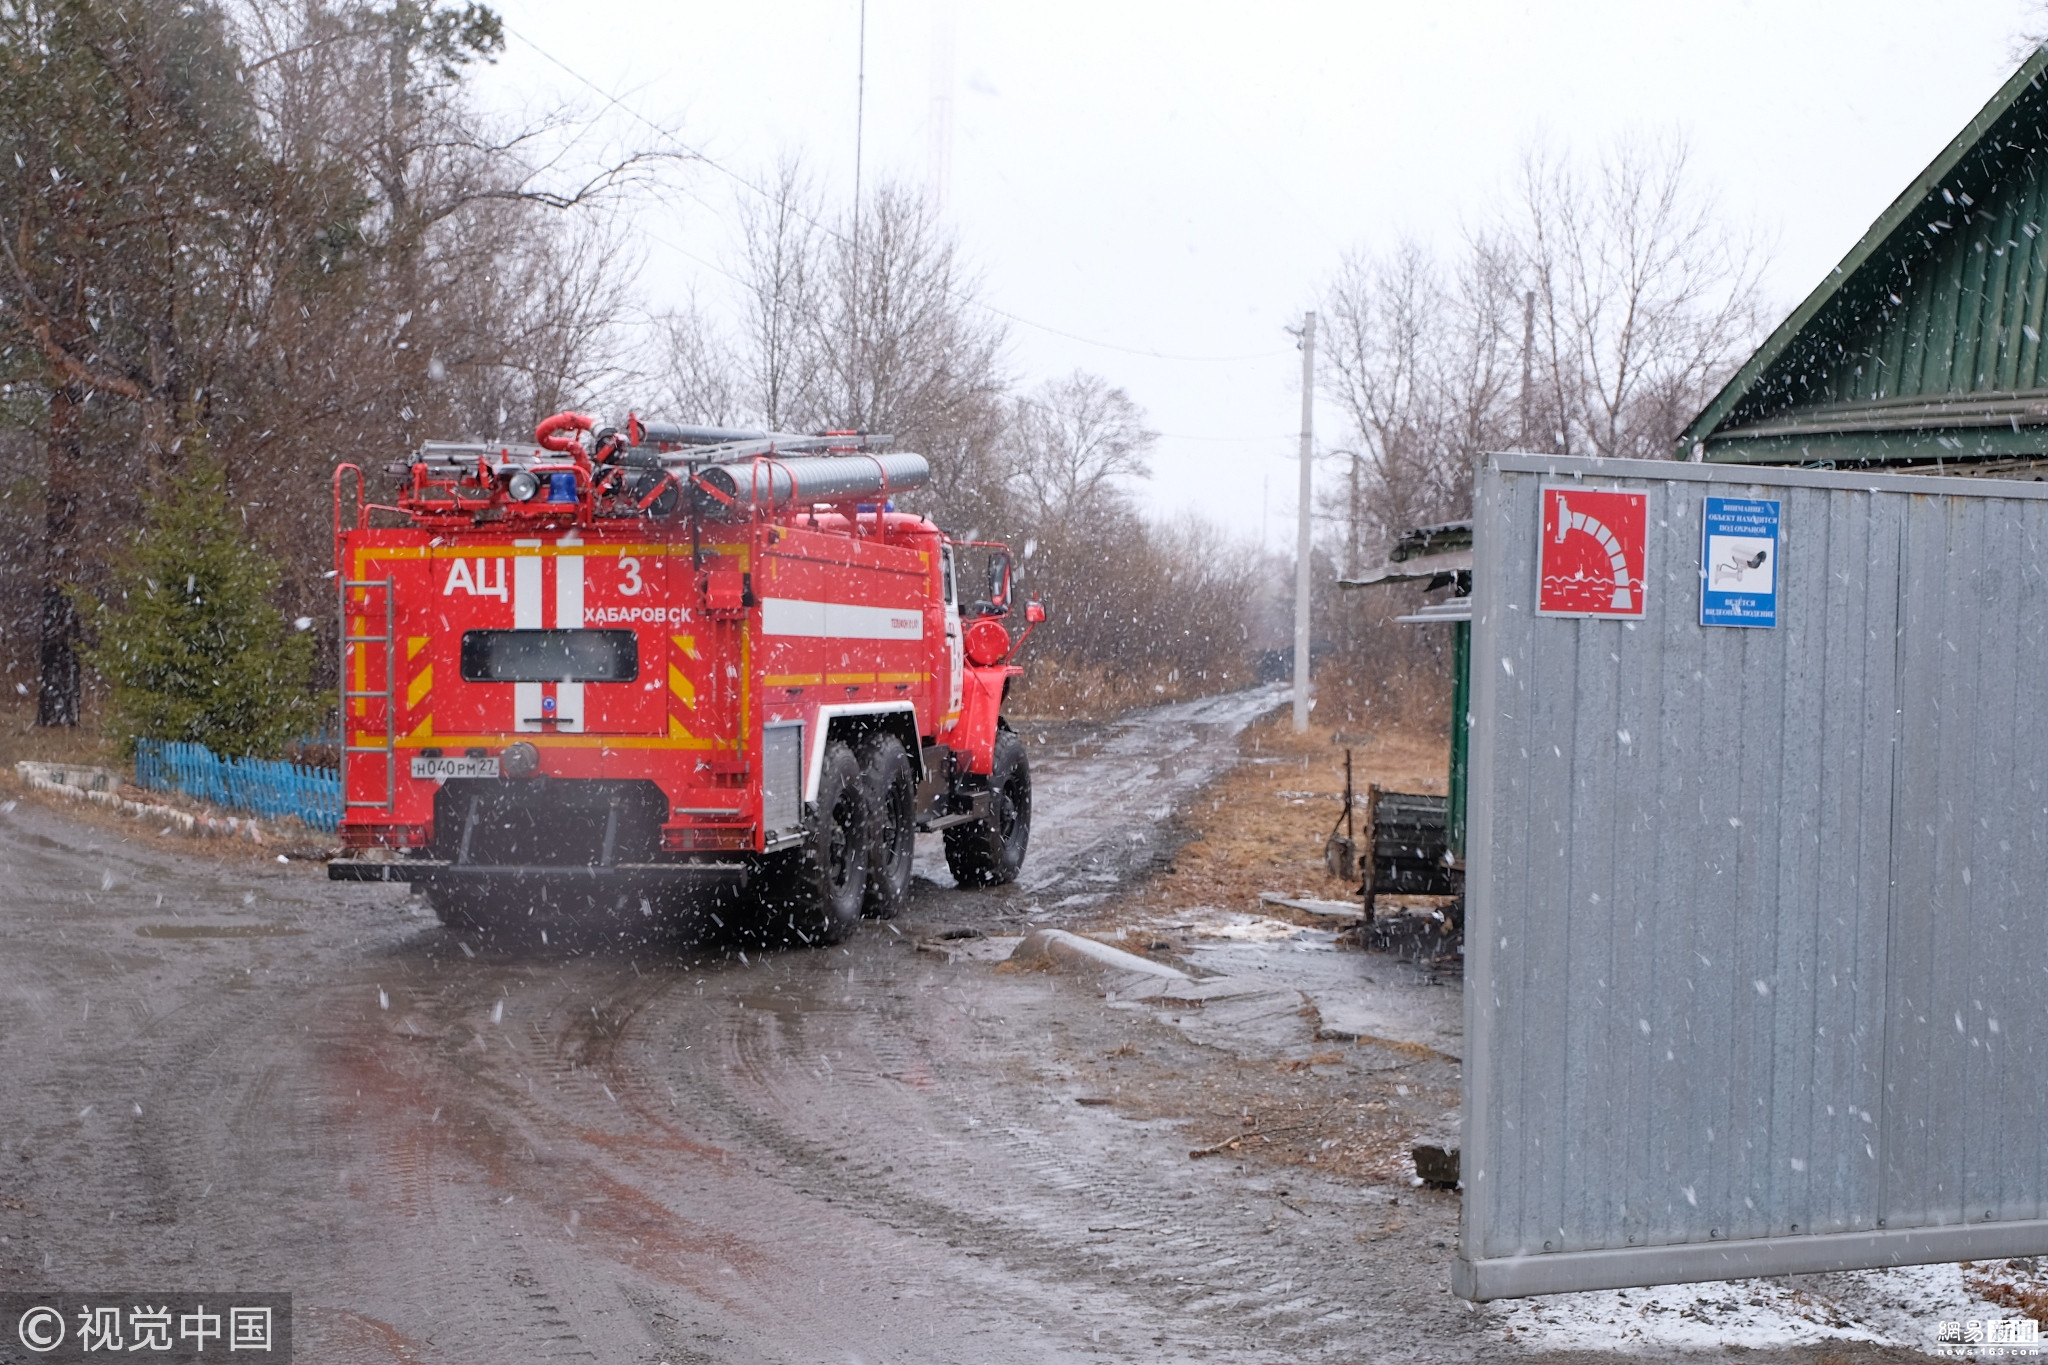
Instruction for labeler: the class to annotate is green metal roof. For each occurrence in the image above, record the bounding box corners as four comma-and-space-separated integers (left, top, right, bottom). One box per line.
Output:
1684, 46, 2048, 466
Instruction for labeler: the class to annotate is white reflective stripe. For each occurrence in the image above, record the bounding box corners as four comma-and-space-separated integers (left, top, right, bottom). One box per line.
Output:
762, 598, 824, 634
513, 543, 543, 628
514, 686, 543, 732
555, 537, 584, 730
760, 597, 923, 640
554, 686, 583, 730
805, 704, 918, 801
556, 540, 584, 627
513, 540, 543, 731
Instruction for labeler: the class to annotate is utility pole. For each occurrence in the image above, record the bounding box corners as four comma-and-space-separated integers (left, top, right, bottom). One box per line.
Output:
853, 0, 866, 233
851, 0, 867, 427
1345, 448, 1360, 578
1293, 310, 1316, 734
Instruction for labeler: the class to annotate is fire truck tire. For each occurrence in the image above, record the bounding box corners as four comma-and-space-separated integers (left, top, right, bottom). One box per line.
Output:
859, 734, 917, 918
943, 727, 1031, 887
759, 739, 869, 946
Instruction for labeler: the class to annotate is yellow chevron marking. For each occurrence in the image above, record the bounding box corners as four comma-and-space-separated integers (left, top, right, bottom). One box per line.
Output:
668, 664, 696, 707
406, 635, 429, 661
671, 633, 698, 659
407, 665, 434, 709
405, 715, 433, 742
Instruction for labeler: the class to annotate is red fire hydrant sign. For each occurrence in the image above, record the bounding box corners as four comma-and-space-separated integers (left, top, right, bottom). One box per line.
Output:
1537, 485, 1648, 618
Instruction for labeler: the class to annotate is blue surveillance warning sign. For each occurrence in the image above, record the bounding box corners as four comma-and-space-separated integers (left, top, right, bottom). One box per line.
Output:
1701, 496, 1779, 628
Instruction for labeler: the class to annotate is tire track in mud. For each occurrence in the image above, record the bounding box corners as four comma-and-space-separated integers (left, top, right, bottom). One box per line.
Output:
597, 953, 1390, 1360
320, 956, 773, 1361
342, 941, 1231, 1359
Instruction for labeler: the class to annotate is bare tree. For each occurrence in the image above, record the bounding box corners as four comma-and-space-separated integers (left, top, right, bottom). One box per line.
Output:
0, 0, 283, 723
649, 297, 743, 428
706, 172, 1010, 528
808, 182, 1008, 449
1320, 235, 1521, 560
1003, 370, 1155, 526
733, 158, 822, 430
1321, 134, 1767, 575
1315, 135, 1768, 731
1516, 135, 1768, 460
0, 0, 660, 720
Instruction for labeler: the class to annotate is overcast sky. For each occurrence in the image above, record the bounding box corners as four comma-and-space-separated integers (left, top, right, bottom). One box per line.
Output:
479, 0, 2042, 548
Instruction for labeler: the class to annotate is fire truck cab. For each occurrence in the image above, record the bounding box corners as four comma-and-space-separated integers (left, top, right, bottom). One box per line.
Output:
327, 413, 1040, 944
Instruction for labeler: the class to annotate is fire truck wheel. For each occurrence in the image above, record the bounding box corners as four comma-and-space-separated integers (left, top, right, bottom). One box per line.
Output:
860, 734, 917, 918
943, 727, 1031, 887
766, 739, 868, 946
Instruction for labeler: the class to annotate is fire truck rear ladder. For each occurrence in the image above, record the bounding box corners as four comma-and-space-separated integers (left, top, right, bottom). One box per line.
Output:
342, 576, 397, 811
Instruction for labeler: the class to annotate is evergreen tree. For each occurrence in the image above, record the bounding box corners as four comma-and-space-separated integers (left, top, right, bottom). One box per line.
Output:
81, 454, 317, 759
0, 0, 276, 727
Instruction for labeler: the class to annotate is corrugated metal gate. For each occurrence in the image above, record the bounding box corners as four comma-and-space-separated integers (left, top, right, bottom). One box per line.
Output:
1458, 454, 2048, 1300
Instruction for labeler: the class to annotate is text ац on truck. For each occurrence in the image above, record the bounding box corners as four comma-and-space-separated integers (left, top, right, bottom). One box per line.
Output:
326, 411, 1045, 946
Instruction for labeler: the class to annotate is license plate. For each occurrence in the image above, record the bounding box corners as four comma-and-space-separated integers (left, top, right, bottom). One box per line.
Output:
411, 755, 500, 780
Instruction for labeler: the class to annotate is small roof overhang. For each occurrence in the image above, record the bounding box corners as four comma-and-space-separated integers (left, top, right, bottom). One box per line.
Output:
1337, 549, 1473, 589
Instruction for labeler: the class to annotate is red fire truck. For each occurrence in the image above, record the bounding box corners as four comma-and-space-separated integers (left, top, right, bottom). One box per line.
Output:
326, 412, 1041, 944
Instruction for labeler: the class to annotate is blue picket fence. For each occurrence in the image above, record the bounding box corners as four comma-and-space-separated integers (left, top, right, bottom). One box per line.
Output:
134, 740, 342, 833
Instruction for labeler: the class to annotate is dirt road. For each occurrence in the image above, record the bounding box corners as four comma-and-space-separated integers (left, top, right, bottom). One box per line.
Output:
0, 692, 1951, 1363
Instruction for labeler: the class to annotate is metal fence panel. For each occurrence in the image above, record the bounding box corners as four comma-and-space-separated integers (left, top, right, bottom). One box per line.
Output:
1457, 454, 2048, 1300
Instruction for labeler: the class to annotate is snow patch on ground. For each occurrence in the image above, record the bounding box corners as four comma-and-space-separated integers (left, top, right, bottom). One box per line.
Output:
1496, 1261, 2029, 1356
1182, 911, 1316, 944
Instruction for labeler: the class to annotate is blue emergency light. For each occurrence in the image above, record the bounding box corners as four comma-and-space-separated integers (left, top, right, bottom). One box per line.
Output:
547, 472, 578, 502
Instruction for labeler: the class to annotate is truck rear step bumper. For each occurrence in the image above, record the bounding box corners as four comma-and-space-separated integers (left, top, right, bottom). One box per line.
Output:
328, 859, 751, 886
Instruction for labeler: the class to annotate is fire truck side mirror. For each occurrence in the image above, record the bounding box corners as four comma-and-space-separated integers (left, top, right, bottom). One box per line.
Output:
988, 550, 1012, 612
1025, 599, 1046, 625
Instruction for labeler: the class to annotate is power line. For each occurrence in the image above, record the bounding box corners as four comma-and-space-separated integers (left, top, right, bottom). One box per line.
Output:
498, 24, 1294, 367
1156, 430, 1296, 443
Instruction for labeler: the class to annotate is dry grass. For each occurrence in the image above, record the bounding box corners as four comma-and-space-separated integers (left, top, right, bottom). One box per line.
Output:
1965, 1259, 2048, 1323
0, 695, 117, 771
1081, 706, 1448, 932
